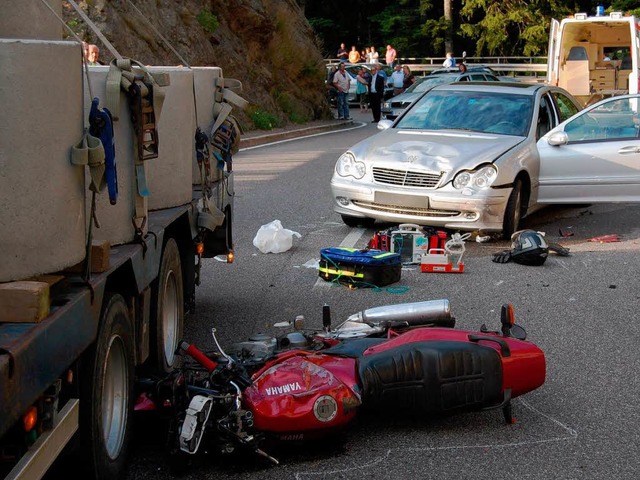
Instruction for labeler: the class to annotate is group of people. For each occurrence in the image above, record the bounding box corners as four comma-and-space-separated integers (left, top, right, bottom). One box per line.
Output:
337, 43, 398, 67
329, 60, 415, 122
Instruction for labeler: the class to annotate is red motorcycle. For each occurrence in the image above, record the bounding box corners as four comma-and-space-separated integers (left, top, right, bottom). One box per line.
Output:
137, 300, 546, 466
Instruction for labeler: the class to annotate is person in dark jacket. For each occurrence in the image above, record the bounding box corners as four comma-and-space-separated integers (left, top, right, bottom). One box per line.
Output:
368, 65, 386, 122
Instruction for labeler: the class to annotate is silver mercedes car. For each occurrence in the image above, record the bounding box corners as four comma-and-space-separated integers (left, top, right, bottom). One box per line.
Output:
331, 83, 640, 237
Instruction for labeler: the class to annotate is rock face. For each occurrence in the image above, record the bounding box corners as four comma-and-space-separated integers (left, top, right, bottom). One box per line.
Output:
68, 0, 330, 128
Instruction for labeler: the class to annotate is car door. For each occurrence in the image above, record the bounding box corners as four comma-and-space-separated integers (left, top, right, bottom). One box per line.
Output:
537, 95, 640, 203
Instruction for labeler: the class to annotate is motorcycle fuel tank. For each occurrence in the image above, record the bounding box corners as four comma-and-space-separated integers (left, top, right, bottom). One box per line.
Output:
243, 354, 361, 434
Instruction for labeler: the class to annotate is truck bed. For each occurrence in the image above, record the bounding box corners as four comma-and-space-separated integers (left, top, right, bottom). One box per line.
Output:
0, 204, 193, 438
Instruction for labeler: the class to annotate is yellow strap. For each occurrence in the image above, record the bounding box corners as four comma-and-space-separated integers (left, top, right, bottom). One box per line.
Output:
318, 266, 364, 278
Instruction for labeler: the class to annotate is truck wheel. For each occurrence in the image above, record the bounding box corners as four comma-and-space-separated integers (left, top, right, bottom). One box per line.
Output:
502, 179, 523, 240
151, 237, 184, 373
81, 293, 134, 480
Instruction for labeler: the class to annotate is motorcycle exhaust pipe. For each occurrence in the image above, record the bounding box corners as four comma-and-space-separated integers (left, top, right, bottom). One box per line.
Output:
345, 299, 455, 328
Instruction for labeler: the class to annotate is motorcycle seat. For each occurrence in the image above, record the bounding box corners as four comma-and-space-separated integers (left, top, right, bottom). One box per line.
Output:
358, 341, 503, 413
323, 337, 387, 358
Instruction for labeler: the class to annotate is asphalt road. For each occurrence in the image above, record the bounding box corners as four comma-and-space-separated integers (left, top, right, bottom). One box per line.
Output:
125, 109, 640, 479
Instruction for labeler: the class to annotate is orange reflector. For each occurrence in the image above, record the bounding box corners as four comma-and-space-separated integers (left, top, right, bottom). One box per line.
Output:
23, 406, 37, 432
196, 242, 204, 256
506, 304, 515, 326
227, 250, 235, 264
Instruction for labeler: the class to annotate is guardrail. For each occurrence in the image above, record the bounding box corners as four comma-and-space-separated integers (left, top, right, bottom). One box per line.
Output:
326, 56, 549, 77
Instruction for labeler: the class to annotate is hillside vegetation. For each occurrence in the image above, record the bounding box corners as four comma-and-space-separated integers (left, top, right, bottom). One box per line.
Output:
66, 0, 331, 131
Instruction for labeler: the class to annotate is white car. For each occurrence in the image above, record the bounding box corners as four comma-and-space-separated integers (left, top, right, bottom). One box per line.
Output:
331, 83, 640, 237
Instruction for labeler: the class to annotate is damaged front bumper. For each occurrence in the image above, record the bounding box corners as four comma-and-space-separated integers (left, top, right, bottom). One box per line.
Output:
331, 179, 512, 232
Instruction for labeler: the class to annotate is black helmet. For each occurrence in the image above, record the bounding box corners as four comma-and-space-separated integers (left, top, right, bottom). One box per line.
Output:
509, 230, 548, 266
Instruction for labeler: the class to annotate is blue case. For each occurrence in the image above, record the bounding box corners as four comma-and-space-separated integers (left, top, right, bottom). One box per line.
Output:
319, 248, 401, 287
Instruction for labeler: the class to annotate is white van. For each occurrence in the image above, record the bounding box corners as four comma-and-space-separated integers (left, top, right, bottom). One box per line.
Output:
547, 11, 639, 105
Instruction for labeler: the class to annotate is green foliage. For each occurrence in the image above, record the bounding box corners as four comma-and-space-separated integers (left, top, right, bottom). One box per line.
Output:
196, 10, 219, 33
303, 0, 594, 59
273, 91, 310, 124
459, 0, 564, 56
249, 107, 280, 131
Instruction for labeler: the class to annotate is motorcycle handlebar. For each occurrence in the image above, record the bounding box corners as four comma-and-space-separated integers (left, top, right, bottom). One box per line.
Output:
179, 341, 219, 372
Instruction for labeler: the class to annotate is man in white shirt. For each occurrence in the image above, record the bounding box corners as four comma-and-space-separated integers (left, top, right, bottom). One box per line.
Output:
390, 65, 405, 96
333, 63, 351, 120
443, 52, 456, 68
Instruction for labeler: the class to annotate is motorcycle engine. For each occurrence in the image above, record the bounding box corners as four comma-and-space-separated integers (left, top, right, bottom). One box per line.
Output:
227, 333, 277, 363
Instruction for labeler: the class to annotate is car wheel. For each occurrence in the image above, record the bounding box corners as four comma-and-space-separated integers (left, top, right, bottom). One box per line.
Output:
341, 215, 375, 228
502, 179, 523, 239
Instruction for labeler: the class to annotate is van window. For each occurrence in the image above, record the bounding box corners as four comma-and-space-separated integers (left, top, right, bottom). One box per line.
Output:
567, 46, 588, 61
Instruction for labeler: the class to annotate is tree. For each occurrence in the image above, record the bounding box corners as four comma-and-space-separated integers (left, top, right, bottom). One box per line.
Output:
459, 0, 572, 56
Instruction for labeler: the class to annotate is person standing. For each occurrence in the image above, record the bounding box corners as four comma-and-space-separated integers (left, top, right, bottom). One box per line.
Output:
369, 46, 379, 63
333, 63, 351, 120
390, 64, 405, 96
326, 65, 338, 104
368, 65, 385, 123
402, 65, 416, 90
356, 68, 369, 112
443, 52, 456, 68
385, 44, 397, 68
337, 43, 349, 62
348, 46, 361, 64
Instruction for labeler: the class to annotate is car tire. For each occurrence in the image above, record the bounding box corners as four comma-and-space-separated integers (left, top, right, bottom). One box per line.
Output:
341, 215, 375, 228
502, 179, 523, 239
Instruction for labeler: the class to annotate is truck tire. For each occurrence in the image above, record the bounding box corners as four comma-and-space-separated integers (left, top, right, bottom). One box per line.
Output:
81, 293, 134, 480
150, 237, 184, 373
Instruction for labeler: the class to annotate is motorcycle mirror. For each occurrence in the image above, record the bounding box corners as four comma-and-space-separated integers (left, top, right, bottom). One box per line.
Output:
500, 303, 515, 336
510, 324, 527, 341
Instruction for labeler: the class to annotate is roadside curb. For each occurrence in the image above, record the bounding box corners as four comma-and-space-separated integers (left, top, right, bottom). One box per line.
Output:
239, 119, 354, 149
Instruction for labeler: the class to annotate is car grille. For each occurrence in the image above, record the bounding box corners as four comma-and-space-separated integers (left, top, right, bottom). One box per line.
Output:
390, 101, 410, 108
372, 167, 443, 188
353, 200, 460, 218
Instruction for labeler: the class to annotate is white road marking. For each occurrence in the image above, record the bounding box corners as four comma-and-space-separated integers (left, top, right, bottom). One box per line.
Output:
240, 122, 367, 151
293, 398, 577, 478
313, 227, 367, 289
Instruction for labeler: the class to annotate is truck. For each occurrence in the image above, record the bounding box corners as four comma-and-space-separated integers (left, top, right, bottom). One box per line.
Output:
547, 10, 640, 105
0, 2, 244, 479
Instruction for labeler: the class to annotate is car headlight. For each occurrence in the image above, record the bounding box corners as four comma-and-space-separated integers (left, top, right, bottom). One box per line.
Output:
383, 102, 390, 108
452, 165, 498, 189
335, 152, 366, 179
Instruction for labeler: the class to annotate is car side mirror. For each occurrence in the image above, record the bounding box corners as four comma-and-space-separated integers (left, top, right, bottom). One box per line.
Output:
377, 119, 393, 130
547, 131, 569, 146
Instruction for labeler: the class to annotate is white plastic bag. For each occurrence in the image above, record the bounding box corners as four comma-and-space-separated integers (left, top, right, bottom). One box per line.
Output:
253, 220, 301, 253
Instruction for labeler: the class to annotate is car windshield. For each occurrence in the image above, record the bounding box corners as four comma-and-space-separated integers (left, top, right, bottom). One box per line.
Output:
395, 90, 533, 136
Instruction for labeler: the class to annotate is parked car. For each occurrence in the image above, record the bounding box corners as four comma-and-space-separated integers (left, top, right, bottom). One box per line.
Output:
430, 65, 515, 82
382, 71, 501, 120
331, 83, 640, 237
